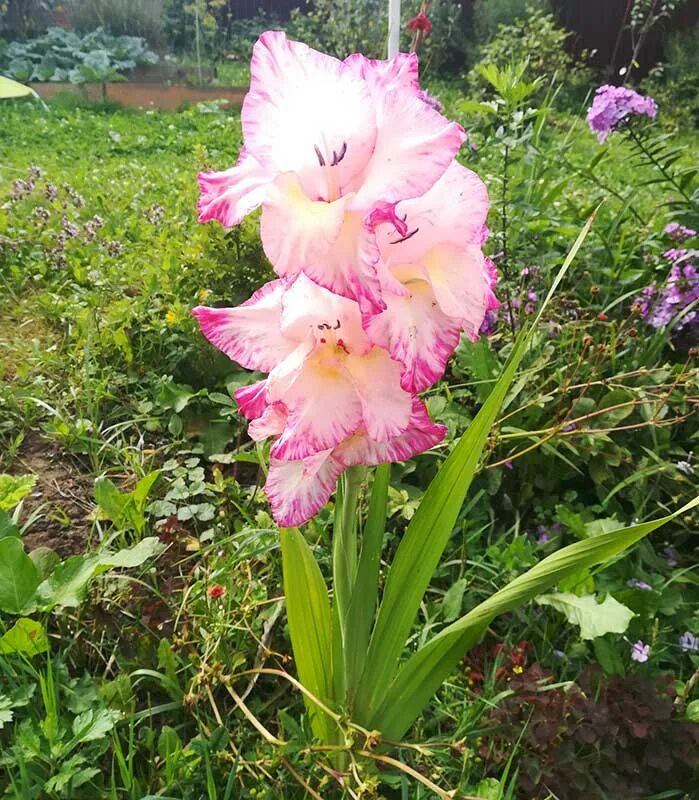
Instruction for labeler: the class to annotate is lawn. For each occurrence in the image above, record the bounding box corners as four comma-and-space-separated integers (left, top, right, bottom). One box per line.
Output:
1, 70, 698, 799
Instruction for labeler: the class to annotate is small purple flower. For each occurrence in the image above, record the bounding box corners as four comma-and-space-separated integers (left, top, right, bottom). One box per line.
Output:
664, 546, 679, 567
536, 525, 549, 544
105, 240, 123, 257
663, 248, 692, 264
10, 179, 32, 201
504, 460, 513, 470
587, 84, 657, 143
630, 640, 650, 663
44, 182, 58, 202
665, 223, 696, 241
679, 631, 699, 653
627, 579, 652, 591
61, 214, 80, 239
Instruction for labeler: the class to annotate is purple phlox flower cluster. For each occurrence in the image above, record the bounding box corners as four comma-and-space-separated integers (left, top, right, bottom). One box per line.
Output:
663, 247, 695, 264
665, 222, 697, 241
633, 254, 699, 334
627, 579, 652, 591
587, 84, 657, 143
679, 631, 699, 653
630, 640, 650, 663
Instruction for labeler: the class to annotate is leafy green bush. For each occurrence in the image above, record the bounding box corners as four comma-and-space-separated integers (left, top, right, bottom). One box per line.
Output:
63, 0, 166, 45
0, 26, 158, 84
644, 23, 699, 127
286, 0, 466, 75
466, 6, 590, 100
471, 0, 548, 41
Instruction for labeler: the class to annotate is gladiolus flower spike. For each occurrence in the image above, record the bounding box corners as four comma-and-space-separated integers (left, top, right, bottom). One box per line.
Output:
194, 33, 494, 526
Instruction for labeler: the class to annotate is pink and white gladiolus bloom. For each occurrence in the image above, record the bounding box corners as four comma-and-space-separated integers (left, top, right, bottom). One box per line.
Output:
193, 32, 495, 526
193, 275, 446, 525
197, 31, 466, 311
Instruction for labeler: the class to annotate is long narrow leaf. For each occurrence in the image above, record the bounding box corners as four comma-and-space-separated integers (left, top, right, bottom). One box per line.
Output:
279, 527, 335, 743
371, 495, 699, 739
353, 213, 597, 721
345, 464, 391, 706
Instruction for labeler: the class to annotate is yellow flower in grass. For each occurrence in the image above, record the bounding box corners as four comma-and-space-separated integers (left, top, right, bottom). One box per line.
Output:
165, 308, 179, 326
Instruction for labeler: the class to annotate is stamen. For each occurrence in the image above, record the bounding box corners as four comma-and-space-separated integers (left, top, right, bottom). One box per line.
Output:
333, 319, 341, 329
314, 145, 326, 167
330, 142, 348, 167
390, 227, 420, 245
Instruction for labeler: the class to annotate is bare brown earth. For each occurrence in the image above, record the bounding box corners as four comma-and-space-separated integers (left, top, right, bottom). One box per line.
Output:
33, 82, 246, 110
13, 431, 92, 558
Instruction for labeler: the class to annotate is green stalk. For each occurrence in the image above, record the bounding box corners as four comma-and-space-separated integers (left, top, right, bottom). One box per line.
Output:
332, 466, 365, 652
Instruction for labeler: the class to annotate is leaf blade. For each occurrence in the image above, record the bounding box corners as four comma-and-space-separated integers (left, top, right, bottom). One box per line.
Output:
371, 495, 699, 739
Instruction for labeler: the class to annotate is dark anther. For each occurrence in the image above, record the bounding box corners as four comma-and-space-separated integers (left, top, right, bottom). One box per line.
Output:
333, 319, 341, 329
314, 145, 326, 167
320, 337, 327, 343
390, 227, 420, 245
330, 142, 348, 167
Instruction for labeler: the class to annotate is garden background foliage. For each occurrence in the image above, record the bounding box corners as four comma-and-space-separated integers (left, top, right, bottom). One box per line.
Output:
0, 0, 698, 797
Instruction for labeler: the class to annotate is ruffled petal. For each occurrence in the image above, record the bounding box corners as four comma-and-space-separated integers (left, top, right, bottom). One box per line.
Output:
192, 280, 294, 372
337, 398, 447, 466
343, 51, 420, 95
342, 347, 412, 442
243, 31, 377, 193
234, 380, 268, 419
197, 152, 271, 227
351, 89, 466, 211
422, 243, 489, 340
265, 450, 344, 526
260, 173, 383, 307
268, 357, 362, 460
248, 402, 287, 441
363, 268, 462, 392
375, 161, 490, 265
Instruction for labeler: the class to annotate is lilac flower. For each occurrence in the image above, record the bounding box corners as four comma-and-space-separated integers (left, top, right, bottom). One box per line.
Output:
587, 85, 657, 143
630, 641, 650, 663
679, 631, 699, 653
627, 579, 652, 591
665, 222, 697, 241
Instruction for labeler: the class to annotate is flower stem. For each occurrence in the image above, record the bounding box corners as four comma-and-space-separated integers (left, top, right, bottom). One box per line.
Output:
626, 125, 692, 204
331, 467, 365, 768
333, 467, 365, 646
